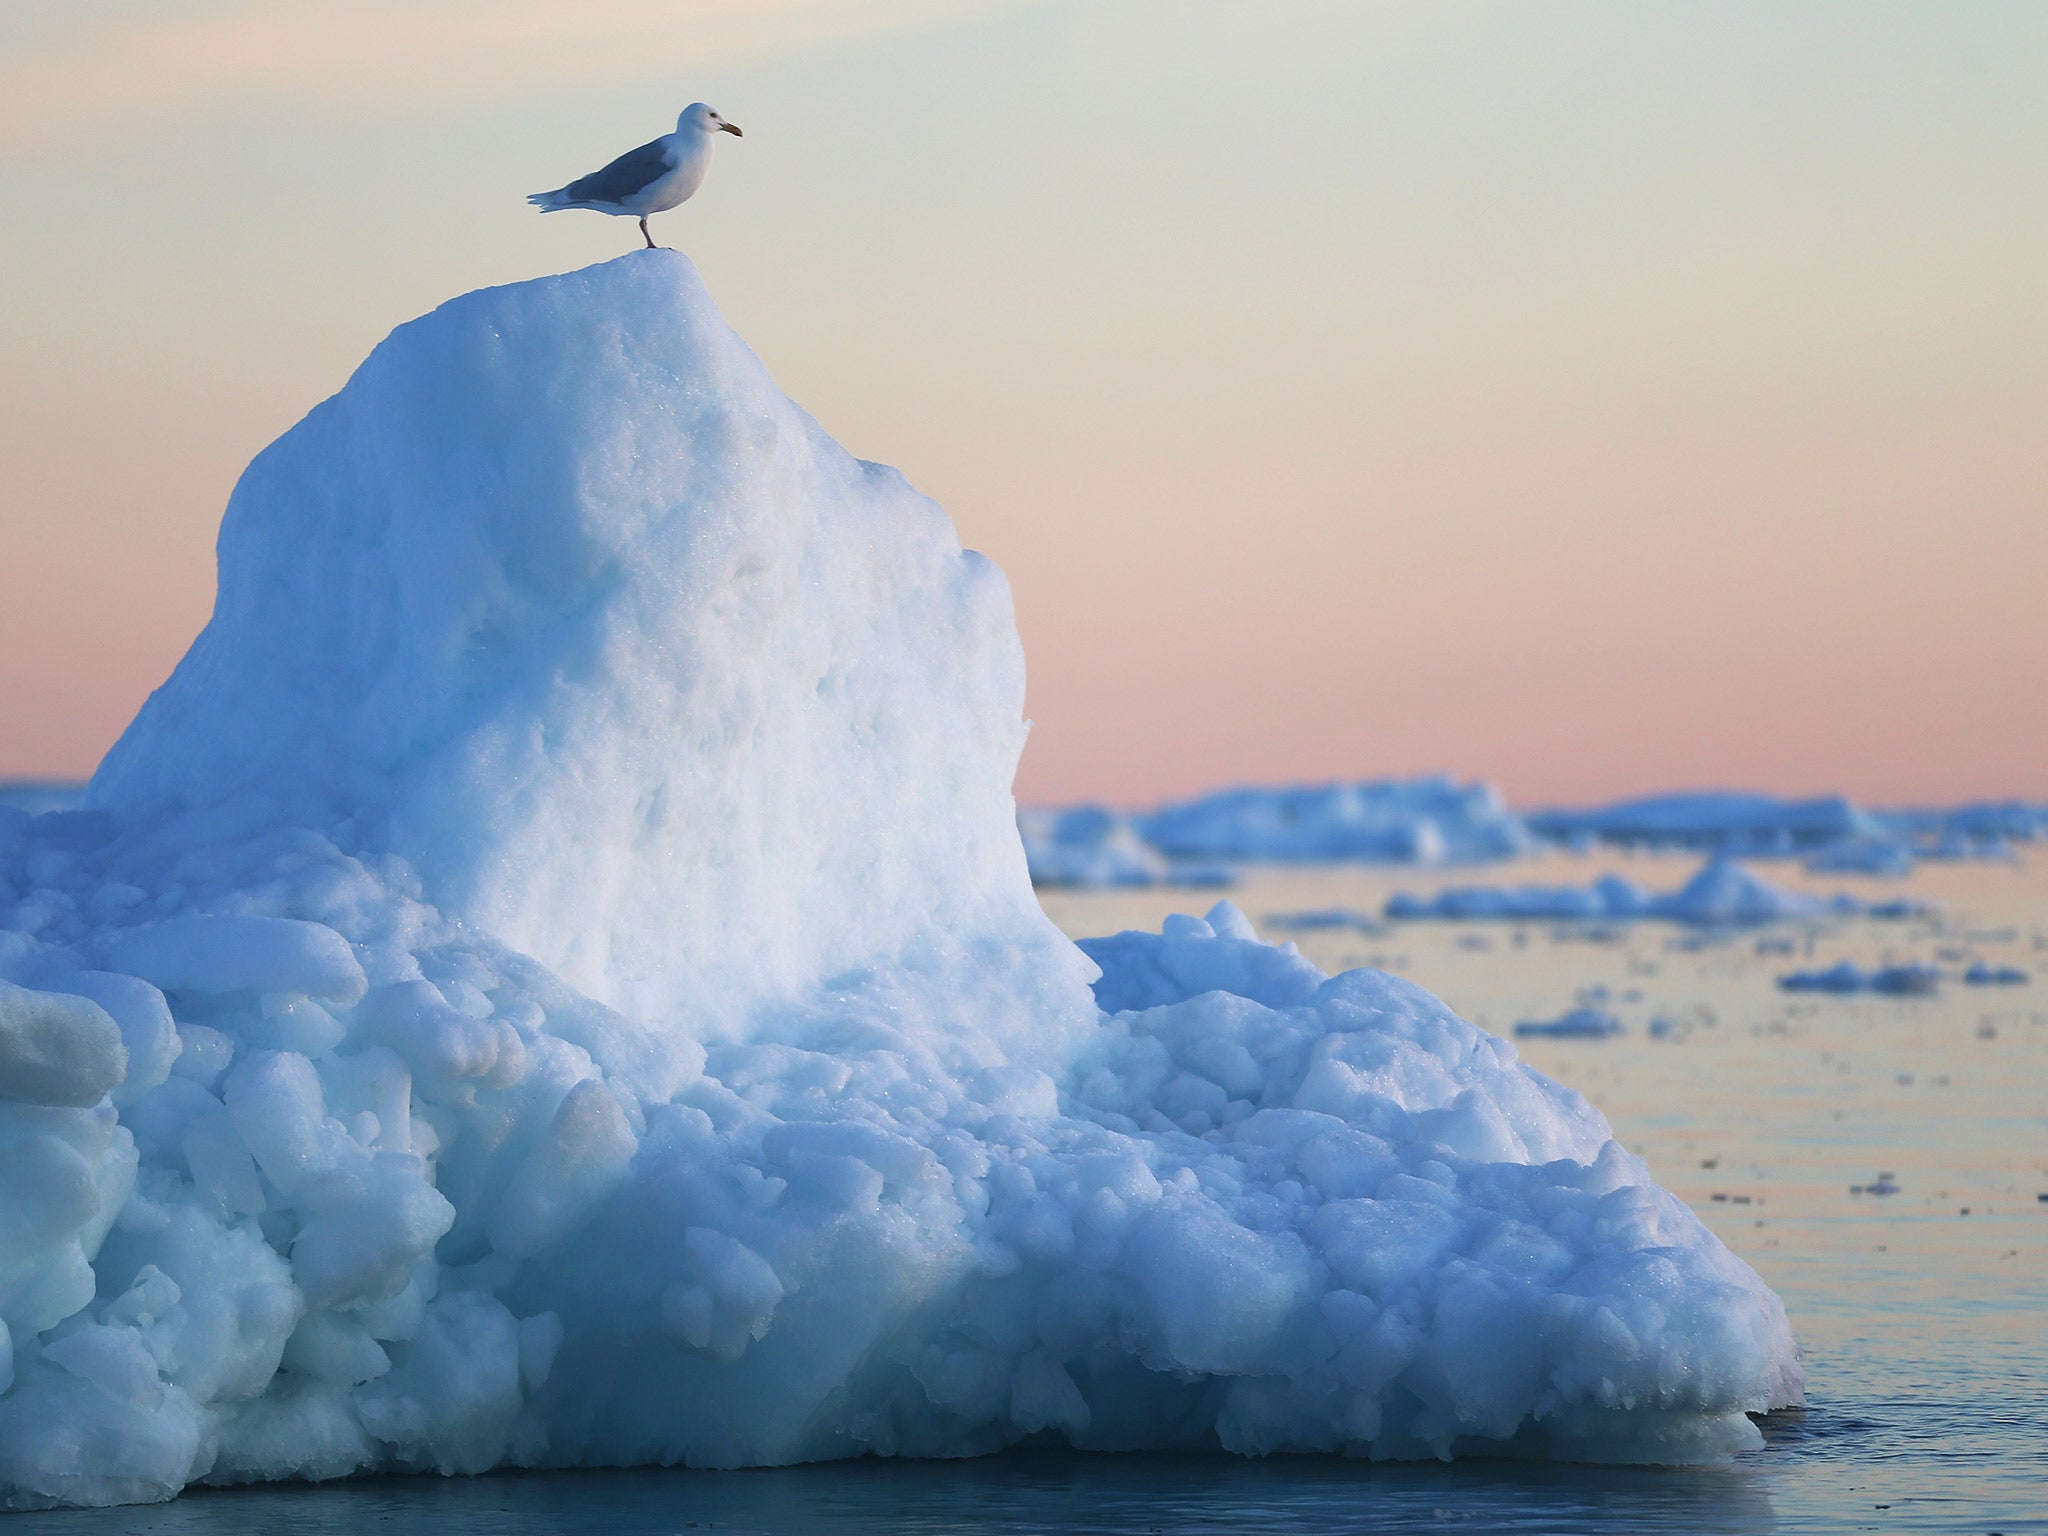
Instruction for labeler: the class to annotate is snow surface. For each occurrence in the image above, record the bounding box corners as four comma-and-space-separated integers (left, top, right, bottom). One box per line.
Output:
0, 253, 1798, 1508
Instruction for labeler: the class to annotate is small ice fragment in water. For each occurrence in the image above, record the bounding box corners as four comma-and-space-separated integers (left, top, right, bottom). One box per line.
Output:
1514, 1007, 1624, 1038
1963, 963, 2029, 986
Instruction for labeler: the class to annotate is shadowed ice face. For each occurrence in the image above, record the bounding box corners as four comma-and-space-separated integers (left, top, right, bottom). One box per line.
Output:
679, 102, 742, 138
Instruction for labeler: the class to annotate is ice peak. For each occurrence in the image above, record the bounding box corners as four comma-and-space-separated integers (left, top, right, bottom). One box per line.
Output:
88, 255, 1087, 1034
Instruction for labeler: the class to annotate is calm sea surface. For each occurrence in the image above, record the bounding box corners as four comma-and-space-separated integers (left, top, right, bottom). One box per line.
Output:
16, 852, 2045, 1534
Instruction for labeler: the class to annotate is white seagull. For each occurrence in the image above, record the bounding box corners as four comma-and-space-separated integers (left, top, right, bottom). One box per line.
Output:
529, 103, 743, 249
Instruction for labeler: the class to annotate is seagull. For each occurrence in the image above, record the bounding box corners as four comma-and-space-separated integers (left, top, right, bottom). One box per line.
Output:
529, 103, 743, 249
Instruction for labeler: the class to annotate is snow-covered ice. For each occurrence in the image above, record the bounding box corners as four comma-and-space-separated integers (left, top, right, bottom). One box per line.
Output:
0, 253, 1799, 1509
1801, 841, 1917, 879
1005, 786, 2047, 889
1263, 909, 1386, 936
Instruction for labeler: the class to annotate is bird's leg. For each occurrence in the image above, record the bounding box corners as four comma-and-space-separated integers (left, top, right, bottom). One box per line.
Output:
639, 216, 656, 250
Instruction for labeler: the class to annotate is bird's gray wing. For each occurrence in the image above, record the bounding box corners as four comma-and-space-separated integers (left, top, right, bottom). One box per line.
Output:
559, 138, 674, 204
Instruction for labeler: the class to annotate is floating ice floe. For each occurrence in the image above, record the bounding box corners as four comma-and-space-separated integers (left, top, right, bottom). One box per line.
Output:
1525, 794, 1887, 856
1776, 962, 1943, 996
0, 782, 82, 818
1962, 963, 2029, 987
1136, 778, 1534, 866
1386, 855, 1925, 928
1528, 791, 2042, 866
1261, 909, 1386, 935
1800, 841, 1917, 879
1018, 806, 1233, 890
1512, 1010, 1625, 1041
0, 254, 1800, 1509
1015, 783, 2043, 887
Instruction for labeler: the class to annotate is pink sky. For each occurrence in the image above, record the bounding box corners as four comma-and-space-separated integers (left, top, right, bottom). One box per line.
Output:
3, 2, 2043, 808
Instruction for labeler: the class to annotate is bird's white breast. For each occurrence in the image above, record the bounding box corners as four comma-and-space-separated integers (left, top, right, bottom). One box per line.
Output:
636, 135, 712, 214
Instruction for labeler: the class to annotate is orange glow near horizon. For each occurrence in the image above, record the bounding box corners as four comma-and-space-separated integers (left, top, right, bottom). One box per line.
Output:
3, 3, 2044, 810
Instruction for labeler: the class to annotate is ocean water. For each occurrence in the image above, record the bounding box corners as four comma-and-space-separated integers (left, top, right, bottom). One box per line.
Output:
16, 852, 2045, 1535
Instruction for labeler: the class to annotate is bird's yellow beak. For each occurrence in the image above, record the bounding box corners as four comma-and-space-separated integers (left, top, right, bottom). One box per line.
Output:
721, 122, 743, 137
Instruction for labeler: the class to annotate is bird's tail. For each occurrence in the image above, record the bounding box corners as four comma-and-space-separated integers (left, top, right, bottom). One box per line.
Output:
527, 189, 571, 211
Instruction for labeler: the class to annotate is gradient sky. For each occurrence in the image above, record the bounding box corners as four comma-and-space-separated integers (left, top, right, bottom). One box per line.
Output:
2, 1, 2043, 807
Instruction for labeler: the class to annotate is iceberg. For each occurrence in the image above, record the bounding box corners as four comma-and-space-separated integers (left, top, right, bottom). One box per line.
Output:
0, 253, 1799, 1509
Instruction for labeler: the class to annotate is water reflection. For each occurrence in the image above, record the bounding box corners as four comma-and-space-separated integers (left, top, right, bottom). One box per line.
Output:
10, 1449, 1783, 1536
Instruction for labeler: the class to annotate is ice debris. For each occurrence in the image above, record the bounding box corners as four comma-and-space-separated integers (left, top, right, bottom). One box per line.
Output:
1262, 909, 1386, 936
1513, 1010, 1625, 1041
1777, 963, 1942, 996
1962, 963, 2028, 987
0, 253, 1800, 1508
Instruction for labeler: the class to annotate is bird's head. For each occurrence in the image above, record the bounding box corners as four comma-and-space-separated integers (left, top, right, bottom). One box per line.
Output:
680, 103, 743, 138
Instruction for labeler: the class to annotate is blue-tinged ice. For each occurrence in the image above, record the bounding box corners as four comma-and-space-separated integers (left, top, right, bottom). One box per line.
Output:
1777, 962, 1942, 996
1018, 805, 1234, 890
0, 254, 1799, 1509
1513, 1009, 1625, 1040
1386, 855, 1924, 927
1528, 791, 2043, 865
1137, 778, 1533, 865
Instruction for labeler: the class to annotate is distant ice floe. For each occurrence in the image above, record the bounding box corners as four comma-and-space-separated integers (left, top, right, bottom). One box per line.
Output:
0, 254, 1800, 1510
0, 782, 82, 817
1962, 963, 2029, 987
1386, 855, 1929, 928
1261, 909, 1386, 936
1021, 777, 1533, 887
1017, 784, 2045, 891
1526, 791, 2041, 871
1778, 955, 2032, 994
1017, 806, 1233, 890
1777, 962, 1943, 996
1513, 1009, 1625, 1040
